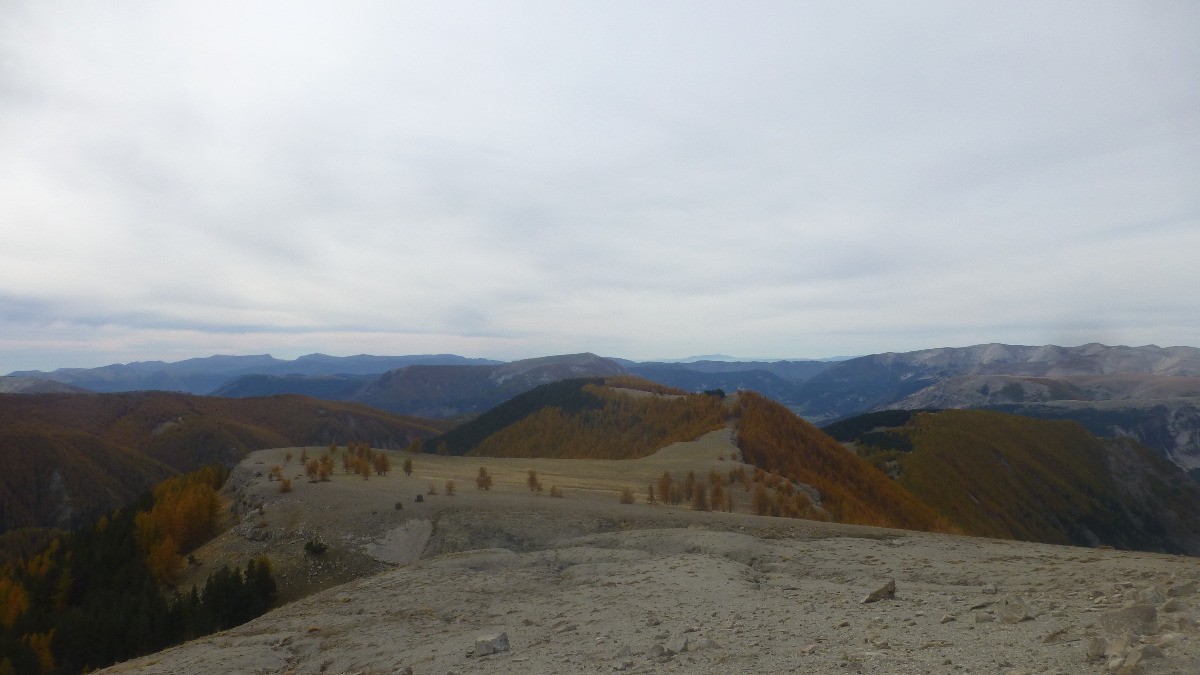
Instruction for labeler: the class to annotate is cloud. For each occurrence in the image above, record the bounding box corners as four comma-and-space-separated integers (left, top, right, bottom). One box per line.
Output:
1, 1, 1198, 371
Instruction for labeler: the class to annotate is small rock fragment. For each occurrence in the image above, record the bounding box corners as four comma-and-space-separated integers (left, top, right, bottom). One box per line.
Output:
1042, 626, 1069, 644
862, 579, 896, 604
1137, 586, 1165, 604
1134, 643, 1164, 659
1085, 637, 1107, 661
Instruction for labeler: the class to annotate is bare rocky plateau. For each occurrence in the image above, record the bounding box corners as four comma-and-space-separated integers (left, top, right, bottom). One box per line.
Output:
101, 432, 1200, 674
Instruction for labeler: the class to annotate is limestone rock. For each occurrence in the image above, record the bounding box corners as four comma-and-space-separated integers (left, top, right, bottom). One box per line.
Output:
862, 579, 896, 604
1160, 597, 1187, 613
1168, 581, 1198, 597
1100, 605, 1157, 636
474, 632, 510, 656
665, 633, 689, 654
998, 594, 1032, 623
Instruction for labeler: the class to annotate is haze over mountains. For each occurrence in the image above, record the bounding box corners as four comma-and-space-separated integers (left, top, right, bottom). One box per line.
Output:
10, 343, 1200, 472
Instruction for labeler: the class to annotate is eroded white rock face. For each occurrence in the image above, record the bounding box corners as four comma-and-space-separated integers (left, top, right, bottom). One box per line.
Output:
364, 519, 432, 564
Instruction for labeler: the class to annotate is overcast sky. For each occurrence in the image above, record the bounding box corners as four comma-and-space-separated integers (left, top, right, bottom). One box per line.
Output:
2, 1, 1198, 372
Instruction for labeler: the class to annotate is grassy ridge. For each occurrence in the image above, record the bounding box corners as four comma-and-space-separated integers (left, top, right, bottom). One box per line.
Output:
428, 377, 726, 460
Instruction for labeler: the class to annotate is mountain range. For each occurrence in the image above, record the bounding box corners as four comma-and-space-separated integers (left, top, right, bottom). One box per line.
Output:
9, 353, 500, 394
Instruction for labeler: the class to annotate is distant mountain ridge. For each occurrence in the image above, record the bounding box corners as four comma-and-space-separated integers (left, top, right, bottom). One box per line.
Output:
0, 376, 91, 394
792, 343, 1200, 422
9, 353, 501, 394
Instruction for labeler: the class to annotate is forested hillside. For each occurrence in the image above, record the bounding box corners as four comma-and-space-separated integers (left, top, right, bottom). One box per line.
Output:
838, 409, 1200, 553
734, 392, 945, 532
0, 393, 448, 532
0, 468, 277, 675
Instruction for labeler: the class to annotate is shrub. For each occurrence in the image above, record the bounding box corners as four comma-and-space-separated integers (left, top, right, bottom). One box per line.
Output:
647, 483, 657, 504
394, 501, 403, 510
415, 494, 423, 503
427, 483, 438, 495
373, 453, 391, 476
692, 483, 709, 511
752, 484, 772, 516
527, 470, 543, 493
476, 467, 493, 491
304, 540, 328, 556
279, 478, 292, 494
549, 486, 564, 498
445, 480, 456, 496
657, 471, 674, 505
403, 457, 413, 476
619, 487, 635, 504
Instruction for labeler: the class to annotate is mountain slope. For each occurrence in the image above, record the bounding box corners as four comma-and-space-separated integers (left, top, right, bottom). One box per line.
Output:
733, 391, 944, 532
211, 373, 376, 399
793, 343, 1200, 422
831, 409, 1200, 553
0, 392, 449, 532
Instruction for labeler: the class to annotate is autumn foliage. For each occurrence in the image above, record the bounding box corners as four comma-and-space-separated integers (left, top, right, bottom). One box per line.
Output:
133, 466, 226, 583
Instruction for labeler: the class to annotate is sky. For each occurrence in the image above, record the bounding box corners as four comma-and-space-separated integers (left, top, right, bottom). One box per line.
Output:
1, 1, 1198, 373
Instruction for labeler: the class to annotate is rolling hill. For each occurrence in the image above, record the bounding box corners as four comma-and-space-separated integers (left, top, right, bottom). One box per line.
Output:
0, 392, 448, 532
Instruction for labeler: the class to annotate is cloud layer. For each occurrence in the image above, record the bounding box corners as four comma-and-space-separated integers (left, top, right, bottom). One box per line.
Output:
2, 2, 1198, 370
